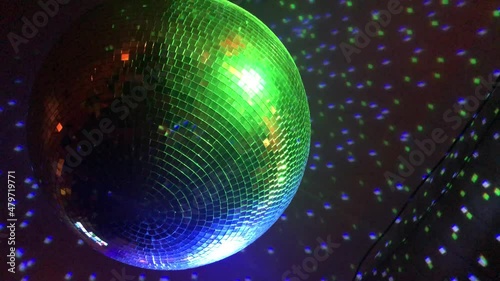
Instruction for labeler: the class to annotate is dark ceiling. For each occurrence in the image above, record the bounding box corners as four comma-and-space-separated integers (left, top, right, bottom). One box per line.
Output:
0, 0, 499, 281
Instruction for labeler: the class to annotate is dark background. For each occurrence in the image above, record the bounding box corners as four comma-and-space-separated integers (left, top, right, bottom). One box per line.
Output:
0, 0, 499, 280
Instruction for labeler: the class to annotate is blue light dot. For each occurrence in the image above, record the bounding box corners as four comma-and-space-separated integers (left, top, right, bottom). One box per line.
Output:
16, 248, 24, 258
304, 246, 312, 254
20, 262, 27, 272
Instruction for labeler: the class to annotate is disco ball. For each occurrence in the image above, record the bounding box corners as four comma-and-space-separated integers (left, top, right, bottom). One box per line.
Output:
26, 0, 310, 270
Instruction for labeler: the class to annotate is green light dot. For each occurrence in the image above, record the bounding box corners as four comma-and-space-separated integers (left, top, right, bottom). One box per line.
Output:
470, 58, 477, 65
452, 233, 458, 240
478, 255, 488, 267
407, 7, 414, 13
427, 104, 434, 110
434, 73, 441, 79
411, 57, 418, 63
471, 173, 478, 183
437, 57, 445, 63
460, 190, 466, 197
483, 193, 490, 200
431, 20, 439, 26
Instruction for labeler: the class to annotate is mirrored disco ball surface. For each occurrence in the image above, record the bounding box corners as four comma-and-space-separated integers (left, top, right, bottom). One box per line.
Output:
26, 0, 310, 271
